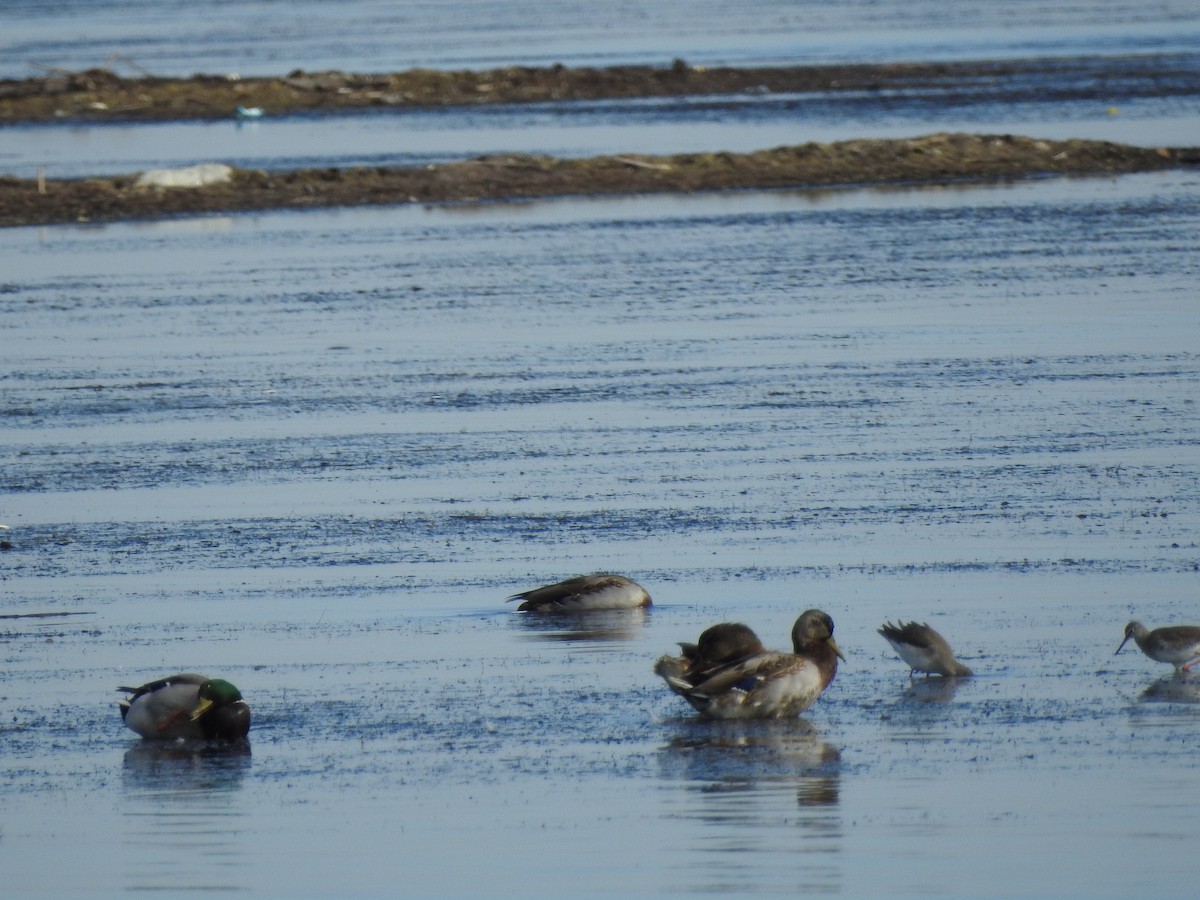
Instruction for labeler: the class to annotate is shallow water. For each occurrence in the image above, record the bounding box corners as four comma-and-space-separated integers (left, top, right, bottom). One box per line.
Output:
4, 0, 1200, 895
4, 0, 1200, 78
6, 65, 1200, 181
5, 3, 1199, 185
2, 172, 1199, 896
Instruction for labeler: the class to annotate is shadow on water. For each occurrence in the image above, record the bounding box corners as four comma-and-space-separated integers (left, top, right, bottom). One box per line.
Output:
511, 607, 650, 643
120, 741, 252, 894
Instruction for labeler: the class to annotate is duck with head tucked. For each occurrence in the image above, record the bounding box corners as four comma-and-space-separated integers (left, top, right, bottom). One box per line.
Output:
655, 609, 844, 719
507, 573, 651, 612
118, 673, 251, 740
1116, 620, 1200, 673
676, 621, 765, 684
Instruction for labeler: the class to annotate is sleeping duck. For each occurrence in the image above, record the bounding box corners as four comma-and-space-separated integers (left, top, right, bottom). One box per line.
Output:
118, 673, 251, 740
655, 609, 844, 719
507, 573, 651, 612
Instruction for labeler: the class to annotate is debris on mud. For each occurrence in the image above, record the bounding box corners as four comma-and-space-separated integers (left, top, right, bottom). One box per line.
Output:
2, 56, 1197, 124
1, 133, 1195, 228
3, 59, 1198, 227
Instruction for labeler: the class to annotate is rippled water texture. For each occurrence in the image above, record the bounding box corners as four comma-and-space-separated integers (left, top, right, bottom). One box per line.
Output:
5, 0, 1200, 77
7, 56, 1200, 181
3, 172, 1199, 896
4, 2, 1200, 180
4, 0, 1200, 896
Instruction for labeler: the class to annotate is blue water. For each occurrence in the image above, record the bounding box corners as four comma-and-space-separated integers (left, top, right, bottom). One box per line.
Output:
3, 0, 1200, 78
3, 1, 1199, 182
3, 2, 1200, 898
3, 172, 1200, 896
5, 77, 1199, 180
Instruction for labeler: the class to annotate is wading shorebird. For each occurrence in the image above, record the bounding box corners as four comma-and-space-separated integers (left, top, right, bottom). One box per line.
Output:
1115, 620, 1200, 673
878, 621, 973, 677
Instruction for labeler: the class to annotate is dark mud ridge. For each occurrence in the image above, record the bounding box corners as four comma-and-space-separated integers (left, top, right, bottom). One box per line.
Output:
2, 56, 1197, 123
2, 133, 1196, 228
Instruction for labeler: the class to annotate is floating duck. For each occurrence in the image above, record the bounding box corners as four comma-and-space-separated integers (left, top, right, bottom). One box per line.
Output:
1116, 621, 1200, 672
878, 621, 973, 677
507, 574, 651, 612
655, 609, 844, 719
118, 673, 251, 740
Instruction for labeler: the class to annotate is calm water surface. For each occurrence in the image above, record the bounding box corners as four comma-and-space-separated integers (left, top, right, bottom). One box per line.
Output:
6, 71, 1200, 180
4, 0, 1200, 77
3, 1, 1199, 181
3, 1, 1200, 896
2, 174, 1199, 896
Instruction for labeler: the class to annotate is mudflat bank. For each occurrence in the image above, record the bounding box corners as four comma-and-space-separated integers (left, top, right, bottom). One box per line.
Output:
1, 133, 1195, 228
3, 58, 1197, 227
2, 55, 1196, 124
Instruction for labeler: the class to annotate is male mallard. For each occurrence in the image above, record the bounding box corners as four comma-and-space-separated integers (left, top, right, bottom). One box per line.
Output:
118, 673, 251, 740
507, 574, 651, 612
878, 621, 973, 677
1116, 621, 1200, 672
655, 609, 844, 719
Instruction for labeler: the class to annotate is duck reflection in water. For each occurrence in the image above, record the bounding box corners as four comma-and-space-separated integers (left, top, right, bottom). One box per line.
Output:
514, 606, 649, 643
122, 739, 252, 792
120, 741, 252, 893
658, 718, 841, 890
659, 718, 840, 789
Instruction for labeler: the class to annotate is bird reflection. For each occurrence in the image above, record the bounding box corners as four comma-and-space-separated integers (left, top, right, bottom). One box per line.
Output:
122, 739, 251, 792
796, 776, 840, 808
900, 676, 968, 704
659, 717, 840, 792
692, 773, 840, 814
1139, 672, 1200, 704
120, 740, 251, 893
513, 607, 649, 643
657, 718, 842, 893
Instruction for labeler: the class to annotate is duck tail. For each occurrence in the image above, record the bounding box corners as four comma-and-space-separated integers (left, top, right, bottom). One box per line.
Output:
653, 655, 693, 694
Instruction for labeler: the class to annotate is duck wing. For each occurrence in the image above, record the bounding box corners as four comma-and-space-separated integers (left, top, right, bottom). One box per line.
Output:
118, 672, 207, 702
685, 651, 800, 697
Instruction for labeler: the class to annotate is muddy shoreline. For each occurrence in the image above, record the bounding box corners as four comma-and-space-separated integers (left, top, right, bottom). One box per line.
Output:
3, 56, 1197, 125
2, 58, 1198, 228
1, 133, 1196, 228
